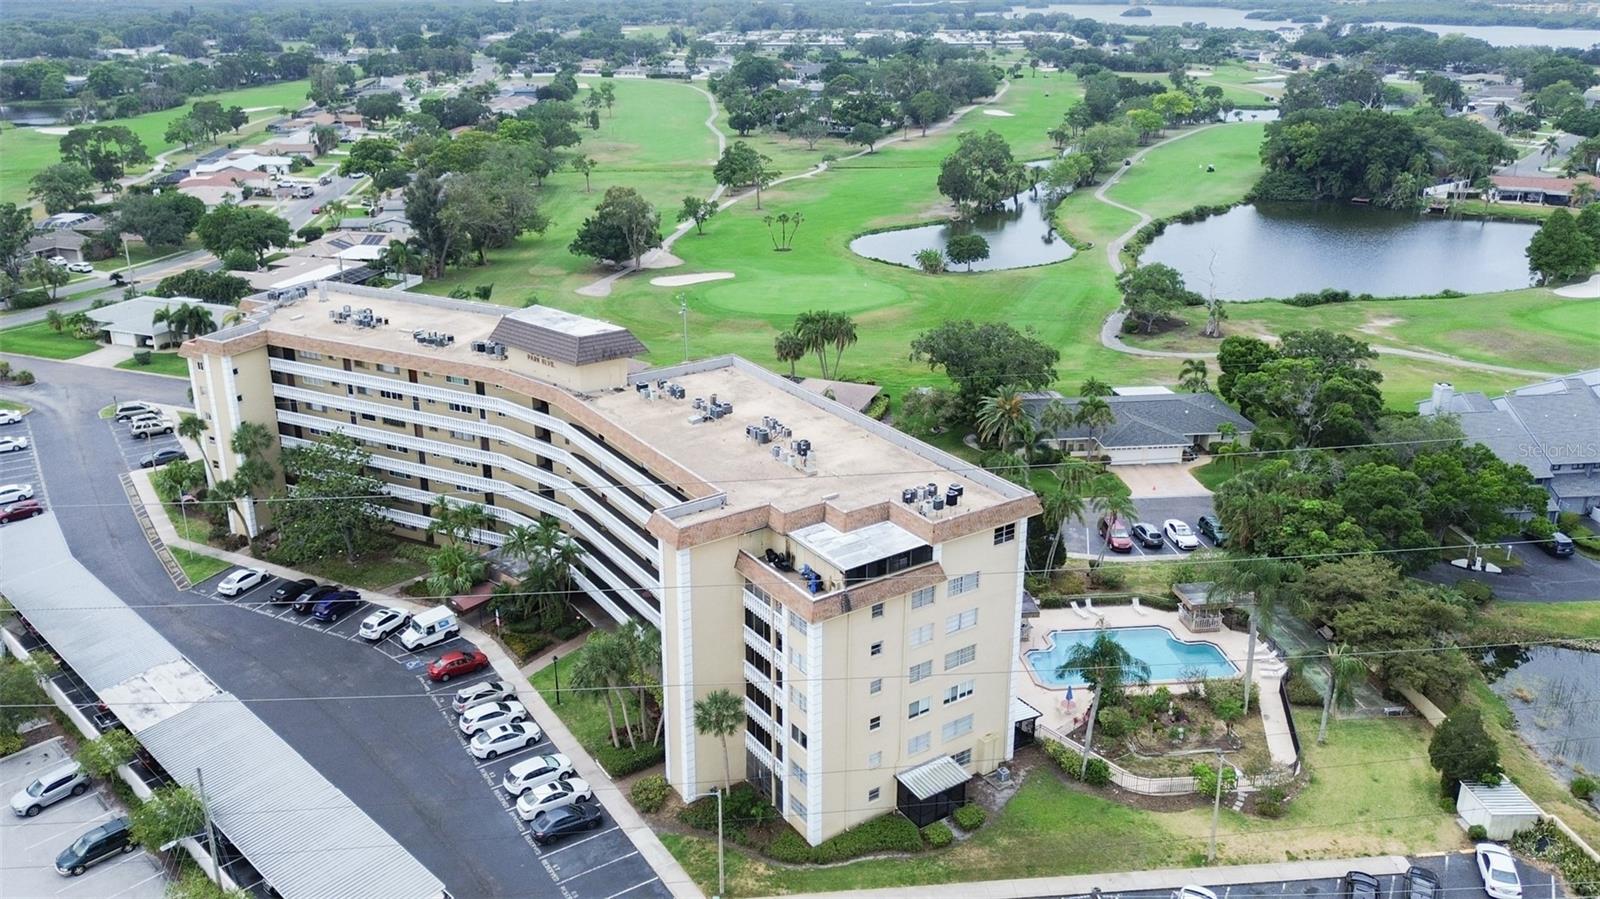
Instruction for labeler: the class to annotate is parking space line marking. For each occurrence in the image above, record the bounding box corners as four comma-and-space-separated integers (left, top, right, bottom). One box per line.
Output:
22, 813, 112, 850
540, 824, 619, 855
103, 867, 165, 898
555, 850, 639, 885
602, 878, 662, 899
53, 851, 144, 891
473, 743, 545, 769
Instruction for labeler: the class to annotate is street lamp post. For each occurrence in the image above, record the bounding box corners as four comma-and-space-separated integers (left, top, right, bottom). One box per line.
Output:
552, 654, 561, 706
678, 293, 689, 362
690, 787, 726, 898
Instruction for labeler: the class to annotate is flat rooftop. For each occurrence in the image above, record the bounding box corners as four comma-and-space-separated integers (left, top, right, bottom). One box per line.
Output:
588, 361, 1023, 523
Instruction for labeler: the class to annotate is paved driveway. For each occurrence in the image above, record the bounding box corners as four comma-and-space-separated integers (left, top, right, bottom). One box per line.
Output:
1065, 852, 1561, 899
1113, 463, 1211, 499
4, 359, 671, 899
1419, 541, 1600, 602
0, 739, 165, 899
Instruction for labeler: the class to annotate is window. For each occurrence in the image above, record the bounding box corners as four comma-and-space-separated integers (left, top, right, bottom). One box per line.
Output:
868, 678, 883, 695
352, 361, 368, 369
944, 644, 976, 670
354, 386, 370, 396
942, 714, 974, 742
868, 716, 881, 732
360, 413, 376, 422
909, 624, 933, 648
301, 376, 328, 388
299, 351, 323, 361
867, 751, 882, 769
907, 732, 931, 755
792, 653, 808, 675
380, 390, 403, 400
377, 363, 400, 374
909, 661, 932, 683
448, 402, 473, 413
790, 761, 807, 786
944, 679, 975, 705
994, 523, 1016, 545
908, 698, 930, 719
790, 796, 807, 819
868, 787, 881, 802
444, 375, 470, 386
382, 417, 404, 427
911, 586, 935, 609
448, 430, 472, 441
788, 610, 808, 634
948, 572, 980, 596
869, 641, 883, 656
952, 749, 973, 767
871, 602, 884, 619
791, 687, 807, 714
790, 724, 808, 749
946, 608, 978, 635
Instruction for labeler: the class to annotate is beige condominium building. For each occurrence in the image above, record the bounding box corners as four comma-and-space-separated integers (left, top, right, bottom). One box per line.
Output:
182, 282, 1040, 844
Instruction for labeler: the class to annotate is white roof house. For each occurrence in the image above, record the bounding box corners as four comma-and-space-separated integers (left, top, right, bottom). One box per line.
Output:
88, 296, 237, 349
194, 153, 294, 175
1456, 781, 1542, 841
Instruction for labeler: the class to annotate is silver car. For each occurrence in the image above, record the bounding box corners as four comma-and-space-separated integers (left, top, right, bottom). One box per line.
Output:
11, 762, 88, 817
452, 679, 514, 713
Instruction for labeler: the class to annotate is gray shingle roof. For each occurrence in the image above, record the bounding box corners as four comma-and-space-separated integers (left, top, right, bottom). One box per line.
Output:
488, 306, 646, 366
1456, 409, 1552, 479
1024, 392, 1254, 449
1502, 379, 1600, 467
1548, 473, 1600, 499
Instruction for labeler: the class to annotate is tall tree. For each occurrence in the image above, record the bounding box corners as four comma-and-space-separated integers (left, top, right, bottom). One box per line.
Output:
1526, 208, 1597, 284
693, 688, 743, 791
568, 186, 662, 270
272, 431, 393, 564
910, 320, 1058, 417
676, 197, 718, 236
773, 330, 806, 378
405, 171, 461, 278
945, 233, 990, 271
195, 203, 291, 266
29, 163, 97, 215
937, 130, 1023, 214
1179, 359, 1210, 393
1316, 643, 1366, 744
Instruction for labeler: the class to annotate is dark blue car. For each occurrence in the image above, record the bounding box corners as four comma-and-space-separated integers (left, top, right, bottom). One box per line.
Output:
311, 590, 362, 623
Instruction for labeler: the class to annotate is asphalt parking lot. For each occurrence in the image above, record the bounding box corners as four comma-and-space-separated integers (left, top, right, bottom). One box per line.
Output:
105, 413, 184, 471
0, 415, 47, 510
194, 568, 669, 899
1422, 538, 1600, 602
1063, 495, 1224, 562
1043, 853, 1562, 899
0, 738, 165, 899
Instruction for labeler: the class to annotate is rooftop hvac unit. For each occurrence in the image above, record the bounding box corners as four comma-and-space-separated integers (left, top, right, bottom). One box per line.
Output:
902, 487, 918, 504
493, 346, 506, 360
946, 484, 964, 507
472, 340, 488, 354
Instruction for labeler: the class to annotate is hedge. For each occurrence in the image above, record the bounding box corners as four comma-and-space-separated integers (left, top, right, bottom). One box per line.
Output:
953, 803, 986, 831
1042, 738, 1112, 786
1511, 820, 1600, 897
766, 813, 923, 864
922, 821, 954, 847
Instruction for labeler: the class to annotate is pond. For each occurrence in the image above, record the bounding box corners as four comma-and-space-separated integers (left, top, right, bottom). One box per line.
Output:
1484, 645, 1600, 795
0, 103, 72, 126
1139, 202, 1538, 300
848, 166, 1075, 273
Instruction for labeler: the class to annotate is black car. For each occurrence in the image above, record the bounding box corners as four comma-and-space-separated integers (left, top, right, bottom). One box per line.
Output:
272, 578, 318, 604
311, 589, 362, 623
1539, 531, 1576, 558
529, 802, 603, 845
1197, 514, 1229, 547
138, 448, 185, 469
1343, 871, 1381, 899
294, 583, 341, 615
56, 816, 133, 876
1403, 865, 1441, 899
1129, 521, 1164, 549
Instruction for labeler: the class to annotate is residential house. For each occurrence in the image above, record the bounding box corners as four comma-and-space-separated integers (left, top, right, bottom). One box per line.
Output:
177, 168, 273, 207
194, 153, 295, 177
24, 230, 87, 263
1023, 387, 1255, 465
1488, 174, 1599, 207
88, 296, 237, 348
799, 378, 882, 414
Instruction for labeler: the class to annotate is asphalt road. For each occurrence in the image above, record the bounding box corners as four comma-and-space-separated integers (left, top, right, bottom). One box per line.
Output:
1419, 539, 1600, 602
1, 359, 668, 899
1064, 495, 1224, 562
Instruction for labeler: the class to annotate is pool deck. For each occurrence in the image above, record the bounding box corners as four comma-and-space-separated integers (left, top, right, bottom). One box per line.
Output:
1018, 603, 1299, 769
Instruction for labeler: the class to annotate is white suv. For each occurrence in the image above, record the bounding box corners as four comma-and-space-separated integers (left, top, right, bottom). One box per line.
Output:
10, 762, 88, 817
130, 418, 175, 439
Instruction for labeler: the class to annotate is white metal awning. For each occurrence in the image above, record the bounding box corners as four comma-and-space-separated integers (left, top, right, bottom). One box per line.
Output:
896, 755, 970, 801
1011, 696, 1043, 724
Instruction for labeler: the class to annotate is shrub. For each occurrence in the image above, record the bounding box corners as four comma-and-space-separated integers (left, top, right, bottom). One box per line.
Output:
1089, 565, 1126, 589
11, 370, 34, 386
1083, 756, 1112, 786
0, 732, 23, 756
8, 289, 56, 309
1457, 580, 1494, 607
596, 743, 665, 779
1285, 672, 1324, 707
1095, 706, 1135, 741
1202, 677, 1258, 714
1572, 775, 1597, 802
1191, 760, 1238, 796
1255, 785, 1287, 818
221, 248, 257, 271
132, 350, 152, 366
953, 803, 986, 831
76, 729, 140, 778
1467, 824, 1488, 841
808, 814, 922, 863
501, 630, 553, 661
296, 225, 324, 242
923, 821, 954, 847
630, 774, 670, 813
1511, 819, 1600, 897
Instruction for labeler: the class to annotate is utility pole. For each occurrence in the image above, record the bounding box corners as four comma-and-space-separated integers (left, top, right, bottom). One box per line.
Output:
197, 768, 220, 886
1207, 749, 1225, 863
678, 293, 689, 362
1078, 688, 1101, 781
715, 786, 726, 899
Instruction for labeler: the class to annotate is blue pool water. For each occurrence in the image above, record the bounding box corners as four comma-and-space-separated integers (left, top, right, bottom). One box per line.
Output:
1025, 626, 1238, 687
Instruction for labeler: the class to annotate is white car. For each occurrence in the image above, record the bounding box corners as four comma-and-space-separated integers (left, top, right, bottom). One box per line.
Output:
66, 262, 94, 274
1173, 887, 1218, 899
452, 679, 514, 713
113, 402, 156, 421
469, 721, 542, 760
515, 777, 592, 819
1163, 519, 1200, 551
47, 256, 67, 267
0, 409, 21, 425
216, 567, 269, 596
358, 607, 409, 641
1475, 843, 1522, 899
458, 700, 527, 735
501, 753, 575, 796
0, 437, 30, 453
0, 484, 34, 505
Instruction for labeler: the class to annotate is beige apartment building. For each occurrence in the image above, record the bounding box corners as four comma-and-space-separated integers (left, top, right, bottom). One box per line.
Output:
181, 282, 1040, 843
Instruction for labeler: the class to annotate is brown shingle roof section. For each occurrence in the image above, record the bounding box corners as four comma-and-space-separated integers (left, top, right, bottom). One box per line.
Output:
488, 306, 647, 366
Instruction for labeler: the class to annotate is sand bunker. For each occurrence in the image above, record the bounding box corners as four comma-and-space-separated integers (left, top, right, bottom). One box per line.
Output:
34, 127, 71, 135
982, 109, 1015, 117
650, 272, 735, 287
1555, 275, 1600, 298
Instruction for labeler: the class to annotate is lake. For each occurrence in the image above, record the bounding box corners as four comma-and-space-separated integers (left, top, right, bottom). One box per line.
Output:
0, 103, 72, 126
1005, 4, 1600, 49
848, 168, 1075, 272
1139, 202, 1537, 300
1484, 645, 1600, 795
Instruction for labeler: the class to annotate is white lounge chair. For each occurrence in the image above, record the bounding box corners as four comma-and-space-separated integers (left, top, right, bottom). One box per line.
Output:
1070, 600, 1090, 620
1083, 597, 1097, 616
1131, 597, 1149, 616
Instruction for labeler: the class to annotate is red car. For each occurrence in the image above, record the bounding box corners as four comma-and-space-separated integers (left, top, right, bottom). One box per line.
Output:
428, 649, 489, 682
0, 499, 44, 524
1097, 516, 1133, 553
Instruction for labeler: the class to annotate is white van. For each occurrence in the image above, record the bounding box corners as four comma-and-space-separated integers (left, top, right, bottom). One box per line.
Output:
400, 606, 458, 651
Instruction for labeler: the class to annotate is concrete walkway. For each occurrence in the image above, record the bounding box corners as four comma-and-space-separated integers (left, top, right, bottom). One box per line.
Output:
767, 854, 1413, 899
126, 469, 703, 899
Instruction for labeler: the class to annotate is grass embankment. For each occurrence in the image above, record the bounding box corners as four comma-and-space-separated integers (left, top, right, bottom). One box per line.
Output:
1190, 454, 1266, 493
1480, 601, 1600, 639
270, 550, 428, 592
0, 321, 100, 359
1125, 63, 1285, 108
1466, 681, 1600, 850
116, 353, 190, 377
93, 238, 201, 273
663, 715, 1453, 896
527, 642, 665, 776
0, 399, 29, 415
0, 80, 310, 209
170, 547, 229, 583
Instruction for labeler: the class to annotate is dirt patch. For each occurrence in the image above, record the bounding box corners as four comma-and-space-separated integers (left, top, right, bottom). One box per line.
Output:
982, 109, 1016, 117
649, 272, 735, 287
1356, 315, 1404, 336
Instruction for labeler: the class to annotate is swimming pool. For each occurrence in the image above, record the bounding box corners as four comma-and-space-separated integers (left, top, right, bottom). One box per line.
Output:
1025, 626, 1238, 688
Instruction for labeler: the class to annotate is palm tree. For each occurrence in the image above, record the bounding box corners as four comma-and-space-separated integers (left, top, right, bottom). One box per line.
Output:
1079, 377, 1112, 398
1543, 134, 1561, 165
1090, 484, 1138, 567
45, 309, 64, 333
568, 641, 622, 748
1074, 396, 1116, 452
693, 688, 743, 791
1038, 399, 1078, 452
976, 388, 1030, 450
1038, 472, 1087, 575
773, 331, 806, 379
619, 623, 663, 745
428, 496, 493, 545
1573, 182, 1596, 208
177, 414, 209, 469
588, 630, 638, 750
1055, 629, 1150, 704
152, 303, 217, 341
1179, 359, 1210, 393
1208, 556, 1301, 716
1317, 643, 1367, 744
382, 241, 417, 276
792, 310, 832, 378
825, 312, 857, 377
425, 542, 486, 596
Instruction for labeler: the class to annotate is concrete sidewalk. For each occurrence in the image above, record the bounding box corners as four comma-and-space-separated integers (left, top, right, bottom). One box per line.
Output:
767, 855, 1414, 899
126, 469, 704, 899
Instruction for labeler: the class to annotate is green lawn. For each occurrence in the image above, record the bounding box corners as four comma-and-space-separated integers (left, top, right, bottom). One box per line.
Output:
0, 321, 101, 359
270, 549, 428, 592
0, 399, 29, 415
0, 80, 309, 210
1480, 600, 1600, 637
1124, 63, 1283, 108
94, 238, 200, 272
171, 547, 229, 584
528, 642, 665, 776
1103, 123, 1267, 220
1190, 453, 1266, 493
116, 352, 190, 377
